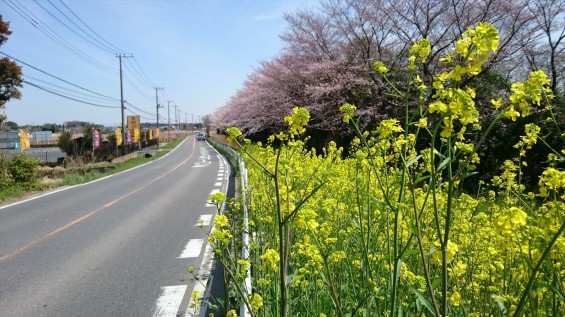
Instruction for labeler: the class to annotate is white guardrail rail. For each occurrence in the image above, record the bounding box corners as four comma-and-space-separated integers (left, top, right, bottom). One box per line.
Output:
207, 139, 252, 317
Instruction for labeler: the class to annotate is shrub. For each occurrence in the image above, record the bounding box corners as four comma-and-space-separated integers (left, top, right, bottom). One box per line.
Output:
8, 153, 40, 185
0, 154, 13, 189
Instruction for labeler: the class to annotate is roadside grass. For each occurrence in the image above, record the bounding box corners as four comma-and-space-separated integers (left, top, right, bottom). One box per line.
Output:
0, 136, 188, 203
58, 136, 187, 186
0, 182, 49, 203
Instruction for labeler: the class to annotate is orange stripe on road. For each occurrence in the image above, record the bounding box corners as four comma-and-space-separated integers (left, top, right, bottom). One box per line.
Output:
0, 139, 197, 262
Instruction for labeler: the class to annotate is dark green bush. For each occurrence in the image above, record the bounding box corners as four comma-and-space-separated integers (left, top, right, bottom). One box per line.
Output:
0, 155, 14, 189
8, 153, 40, 185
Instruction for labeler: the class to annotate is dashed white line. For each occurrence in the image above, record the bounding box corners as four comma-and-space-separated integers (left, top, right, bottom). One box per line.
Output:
195, 214, 213, 226
153, 141, 232, 317
152, 285, 187, 317
184, 240, 215, 317
214, 182, 222, 187
205, 190, 218, 207
178, 239, 204, 258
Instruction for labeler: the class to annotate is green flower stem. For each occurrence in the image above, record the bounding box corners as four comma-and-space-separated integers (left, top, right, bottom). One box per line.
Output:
406, 163, 441, 317
320, 256, 345, 317
512, 220, 565, 317
273, 147, 288, 317
455, 112, 504, 178
232, 138, 275, 178
217, 256, 256, 317
442, 136, 454, 317
544, 92, 563, 142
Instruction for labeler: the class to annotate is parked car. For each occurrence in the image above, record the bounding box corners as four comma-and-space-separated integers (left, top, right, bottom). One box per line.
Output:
196, 133, 206, 141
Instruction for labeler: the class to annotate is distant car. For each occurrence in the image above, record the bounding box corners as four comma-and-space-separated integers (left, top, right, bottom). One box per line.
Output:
196, 133, 206, 141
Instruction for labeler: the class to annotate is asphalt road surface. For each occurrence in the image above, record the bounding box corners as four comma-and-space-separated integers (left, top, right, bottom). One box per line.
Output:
0, 137, 230, 317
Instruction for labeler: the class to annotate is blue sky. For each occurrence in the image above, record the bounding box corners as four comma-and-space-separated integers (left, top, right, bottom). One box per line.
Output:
1, 0, 315, 127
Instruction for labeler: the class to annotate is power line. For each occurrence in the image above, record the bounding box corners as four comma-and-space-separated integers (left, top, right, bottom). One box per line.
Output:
124, 75, 154, 99
125, 101, 155, 117
0, 51, 120, 102
23, 80, 119, 109
132, 56, 155, 87
42, 0, 155, 91
162, 89, 172, 103
34, 0, 115, 54
3, 0, 117, 74
58, 0, 128, 54
46, 0, 119, 54
123, 58, 154, 89
125, 108, 154, 121
23, 74, 118, 105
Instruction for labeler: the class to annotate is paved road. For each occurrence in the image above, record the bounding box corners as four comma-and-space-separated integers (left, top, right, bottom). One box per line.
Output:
0, 137, 230, 317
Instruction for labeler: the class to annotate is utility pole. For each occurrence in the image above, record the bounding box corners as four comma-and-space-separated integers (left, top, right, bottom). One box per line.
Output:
173, 104, 178, 136
167, 100, 173, 141
177, 107, 181, 134
117, 53, 132, 155
155, 87, 163, 148
185, 112, 187, 133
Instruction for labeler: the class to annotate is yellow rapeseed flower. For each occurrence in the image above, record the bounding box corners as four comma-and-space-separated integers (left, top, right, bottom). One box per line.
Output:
450, 290, 462, 306
340, 103, 356, 123
260, 249, 280, 271
249, 293, 263, 311
225, 127, 242, 142
417, 117, 428, 128
373, 61, 389, 74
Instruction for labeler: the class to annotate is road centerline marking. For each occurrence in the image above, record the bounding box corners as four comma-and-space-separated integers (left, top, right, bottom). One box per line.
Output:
0, 139, 198, 262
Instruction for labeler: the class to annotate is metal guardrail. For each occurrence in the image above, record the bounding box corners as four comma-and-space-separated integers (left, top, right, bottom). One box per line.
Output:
207, 139, 252, 317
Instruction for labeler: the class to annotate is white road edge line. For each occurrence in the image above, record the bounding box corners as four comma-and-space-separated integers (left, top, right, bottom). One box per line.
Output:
178, 239, 205, 259
0, 137, 189, 211
184, 233, 215, 317
152, 285, 188, 317
184, 141, 231, 316
195, 214, 213, 227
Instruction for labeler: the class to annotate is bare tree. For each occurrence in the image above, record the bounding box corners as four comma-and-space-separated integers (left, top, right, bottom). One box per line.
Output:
524, 0, 565, 93
213, 0, 561, 141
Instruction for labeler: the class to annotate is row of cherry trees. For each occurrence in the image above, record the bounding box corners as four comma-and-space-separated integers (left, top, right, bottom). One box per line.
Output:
213, 0, 564, 145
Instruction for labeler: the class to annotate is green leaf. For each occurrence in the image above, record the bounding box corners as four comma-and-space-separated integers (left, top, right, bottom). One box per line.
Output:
494, 295, 507, 314
412, 288, 436, 316
395, 259, 403, 286
461, 171, 479, 180
436, 157, 451, 172
404, 249, 420, 257
415, 175, 431, 185
534, 282, 565, 301
286, 263, 295, 287
406, 155, 422, 168
409, 222, 418, 236
431, 277, 441, 289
